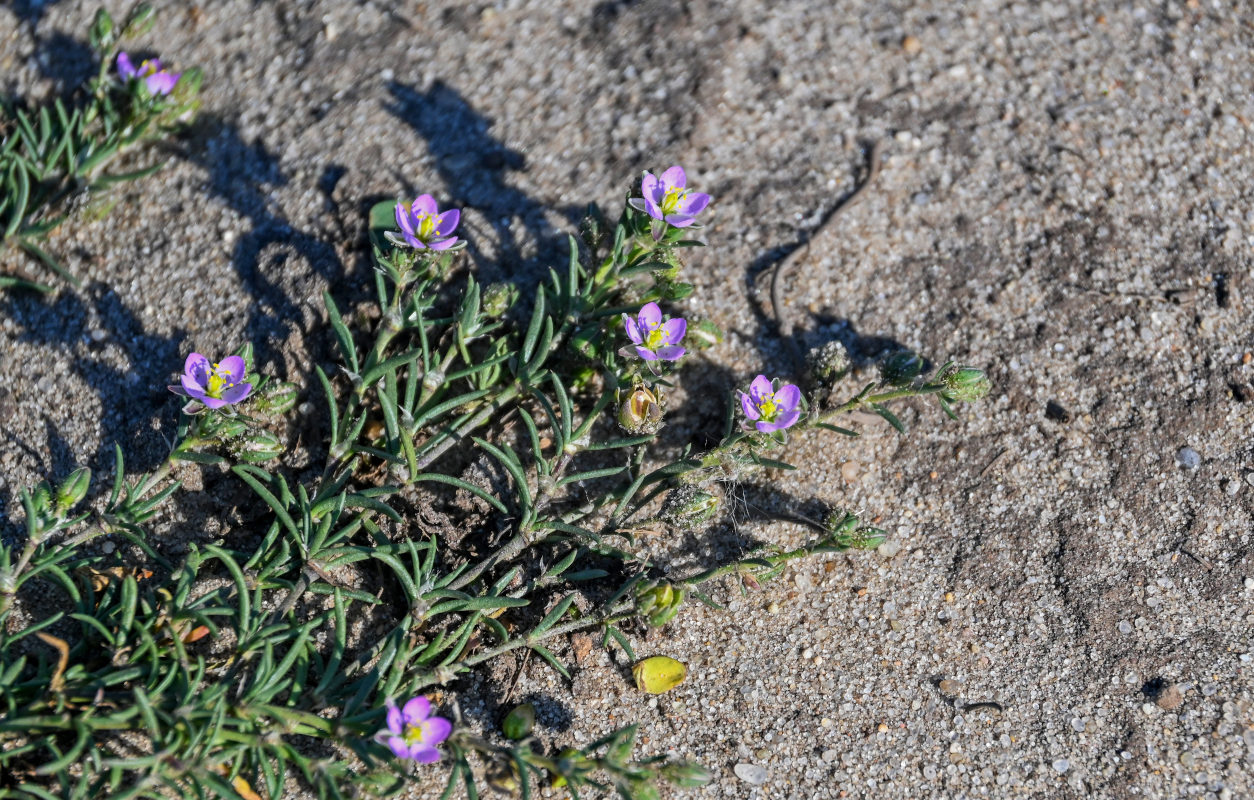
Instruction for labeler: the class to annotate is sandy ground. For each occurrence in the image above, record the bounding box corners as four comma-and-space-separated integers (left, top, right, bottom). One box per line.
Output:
3, 1, 1254, 798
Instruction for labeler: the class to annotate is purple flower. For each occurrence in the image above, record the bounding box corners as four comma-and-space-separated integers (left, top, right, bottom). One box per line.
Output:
739, 375, 802, 433
389, 194, 460, 250
623, 302, 686, 362
116, 52, 181, 96
376, 696, 452, 763
169, 353, 252, 409
628, 166, 711, 240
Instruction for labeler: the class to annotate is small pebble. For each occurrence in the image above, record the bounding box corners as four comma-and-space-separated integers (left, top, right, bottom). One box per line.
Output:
1070, 717, 1086, 732
841, 460, 860, 483
1118, 620, 1132, 634
101, 540, 115, 554
902, 34, 922, 54
1052, 758, 1070, 774
1155, 684, 1184, 711
1175, 447, 1201, 470
1244, 577, 1254, 591
734, 764, 768, 785
822, 749, 839, 763
939, 679, 962, 694
922, 764, 938, 780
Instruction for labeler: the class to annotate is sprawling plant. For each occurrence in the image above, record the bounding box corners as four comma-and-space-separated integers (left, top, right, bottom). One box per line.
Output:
0, 5, 200, 292
0, 86, 990, 800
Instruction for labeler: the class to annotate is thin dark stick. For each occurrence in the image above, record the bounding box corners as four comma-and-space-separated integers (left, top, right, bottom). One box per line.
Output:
768, 140, 886, 370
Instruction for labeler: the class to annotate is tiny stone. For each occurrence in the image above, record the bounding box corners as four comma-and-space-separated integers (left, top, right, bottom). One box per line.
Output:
101, 540, 115, 554
902, 34, 922, 54
841, 460, 860, 483
939, 679, 962, 694
877, 539, 901, 557
1142, 703, 1158, 715
1179, 752, 1195, 767
1201, 683, 1218, 696
1244, 577, 1254, 591
733, 764, 768, 785
1118, 620, 1132, 634
1070, 717, 1086, 732
1245, 472, 1254, 487
1175, 447, 1201, 470
90, 329, 107, 343
822, 749, 839, 762
1155, 684, 1184, 711
1052, 758, 1070, 774
1227, 479, 1243, 496
922, 764, 938, 779
765, 601, 780, 614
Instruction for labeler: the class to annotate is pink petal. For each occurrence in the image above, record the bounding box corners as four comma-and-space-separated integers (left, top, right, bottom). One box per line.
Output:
395, 203, 415, 236
409, 745, 441, 763
773, 383, 801, 411
748, 375, 773, 400
660, 318, 686, 345
663, 213, 696, 228
640, 172, 660, 202
412, 195, 438, 216
422, 716, 452, 745
387, 706, 403, 735
218, 356, 246, 383
654, 345, 685, 361
679, 192, 711, 215
623, 313, 643, 345
185, 352, 209, 377
660, 165, 686, 190
434, 208, 460, 235
402, 696, 431, 725
219, 382, 252, 405
387, 736, 409, 758
637, 302, 662, 329
427, 236, 458, 250
739, 391, 760, 420
634, 346, 658, 361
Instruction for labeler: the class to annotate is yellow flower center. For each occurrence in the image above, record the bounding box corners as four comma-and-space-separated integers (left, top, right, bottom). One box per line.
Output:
204, 363, 237, 399
660, 186, 688, 216
644, 323, 666, 351
416, 211, 437, 241
403, 721, 433, 747
757, 393, 779, 421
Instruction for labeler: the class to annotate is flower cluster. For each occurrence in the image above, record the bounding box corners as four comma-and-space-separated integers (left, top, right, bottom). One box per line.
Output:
169, 353, 251, 409
116, 52, 181, 96
377, 697, 451, 763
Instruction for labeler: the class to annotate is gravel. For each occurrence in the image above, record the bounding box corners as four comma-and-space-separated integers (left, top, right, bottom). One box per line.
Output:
4, 1, 1254, 798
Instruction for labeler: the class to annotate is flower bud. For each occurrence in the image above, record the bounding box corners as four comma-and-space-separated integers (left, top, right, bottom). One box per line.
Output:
122, 3, 156, 38
805, 340, 851, 388
635, 581, 685, 627
31, 481, 52, 515
687, 318, 723, 350
230, 429, 284, 463
579, 203, 609, 253
880, 351, 924, 386
618, 386, 663, 435
940, 366, 991, 403
253, 380, 300, 415
55, 468, 91, 514
660, 486, 719, 530
482, 282, 518, 318
501, 703, 536, 740
661, 761, 713, 788
485, 759, 521, 793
